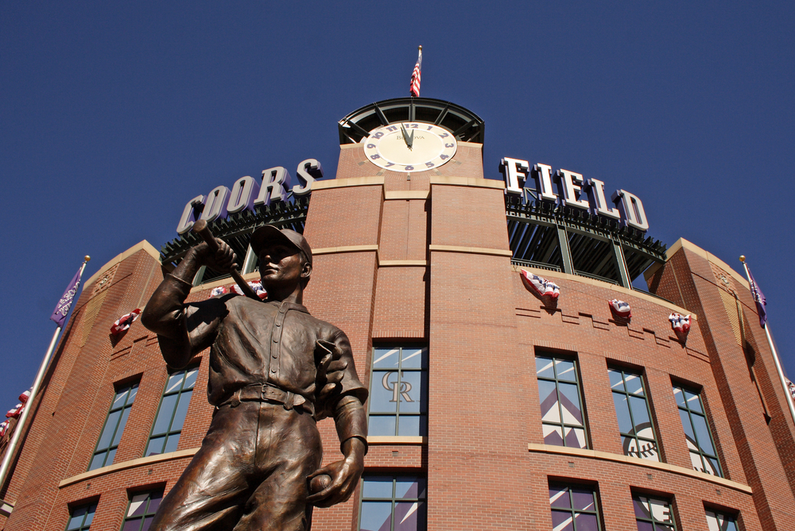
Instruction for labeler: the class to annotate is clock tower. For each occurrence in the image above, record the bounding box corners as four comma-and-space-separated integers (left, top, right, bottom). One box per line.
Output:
336, 97, 485, 180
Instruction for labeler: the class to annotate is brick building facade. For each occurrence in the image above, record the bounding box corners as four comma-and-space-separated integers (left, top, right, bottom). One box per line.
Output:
1, 99, 794, 530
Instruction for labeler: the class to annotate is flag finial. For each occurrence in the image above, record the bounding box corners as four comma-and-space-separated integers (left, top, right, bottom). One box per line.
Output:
85, 255, 91, 262
739, 255, 745, 262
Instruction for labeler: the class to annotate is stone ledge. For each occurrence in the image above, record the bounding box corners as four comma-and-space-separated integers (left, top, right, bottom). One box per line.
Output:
527, 443, 752, 494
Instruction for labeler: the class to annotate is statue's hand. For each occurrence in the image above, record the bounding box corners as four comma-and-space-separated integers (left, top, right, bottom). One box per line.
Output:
315, 340, 348, 404
191, 238, 237, 273
306, 438, 365, 507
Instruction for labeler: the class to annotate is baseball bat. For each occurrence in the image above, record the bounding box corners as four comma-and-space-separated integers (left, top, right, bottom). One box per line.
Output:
192, 220, 261, 301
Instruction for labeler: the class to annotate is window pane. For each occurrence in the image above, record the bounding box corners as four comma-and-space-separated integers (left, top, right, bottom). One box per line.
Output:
558, 382, 583, 425
394, 502, 422, 531
395, 478, 425, 499
574, 513, 600, 531
400, 348, 426, 369
360, 476, 426, 531
96, 410, 121, 450
398, 372, 423, 413
369, 416, 397, 437
608, 369, 624, 391
555, 359, 576, 381
397, 415, 421, 436
539, 381, 561, 423
613, 394, 633, 433
628, 396, 650, 425
171, 390, 194, 432
183, 368, 199, 390
112, 407, 132, 446
549, 486, 571, 508
536, 357, 555, 379
571, 488, 595, 511
363, 477, 394, 498
151, 395, 178, 435
624, 374, 644, 396
370, 372, 400, 413
550, 510, 574, 531
543, 424, 564, 446
146, 436, 165, 456
373, 348, 400, 369
360, 501, 393, 531
165, 372, 185, 393
691, 415, 715, 454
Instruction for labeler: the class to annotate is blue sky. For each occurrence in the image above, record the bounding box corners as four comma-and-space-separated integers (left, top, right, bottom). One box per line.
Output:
2, 2, 794, 413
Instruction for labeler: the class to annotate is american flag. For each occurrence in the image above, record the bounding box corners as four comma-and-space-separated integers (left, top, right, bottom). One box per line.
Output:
410, 46, 422, 97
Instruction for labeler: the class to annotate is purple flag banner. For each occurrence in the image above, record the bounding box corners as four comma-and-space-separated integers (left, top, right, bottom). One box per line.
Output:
50, 265, 84, 327
747, 266, 767, 328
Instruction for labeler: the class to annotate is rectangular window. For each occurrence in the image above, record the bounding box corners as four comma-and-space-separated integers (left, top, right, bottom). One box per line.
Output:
368, 346, 427, 437
121, 490, 163, 531
705, 509, 739, 531
609, 368, 660, 462
633, 494, 677, 531
672, 385, 722, 477
89, 382, 138, 470
359, 476, 426, 531
146, 367, 198, 456
66, 502, 97, 531
549, 483, 602, 531
536, 353, 588, 448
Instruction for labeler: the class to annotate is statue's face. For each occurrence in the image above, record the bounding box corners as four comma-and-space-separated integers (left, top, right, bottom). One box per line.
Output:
258, 243, 309, 289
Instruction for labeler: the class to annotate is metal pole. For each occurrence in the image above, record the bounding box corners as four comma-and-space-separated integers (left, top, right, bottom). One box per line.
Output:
0, 325, 62, 494
740, 257, 795, 427
0, 257, 89, 503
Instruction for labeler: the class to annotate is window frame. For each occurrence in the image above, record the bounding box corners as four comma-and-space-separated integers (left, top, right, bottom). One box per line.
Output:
608, 367, 661, 462
535, 352, 590, 449
632, 493, 678, 531
66, 501, 97, 531
367, 345, 428, 437
145, 366, 199, 457
89, 380, 139, 471
548, 482, 603, 531
358, 475, 427, 531
705, 507, 740, 531
672, 383, 723, 477
120, 489, 164, 531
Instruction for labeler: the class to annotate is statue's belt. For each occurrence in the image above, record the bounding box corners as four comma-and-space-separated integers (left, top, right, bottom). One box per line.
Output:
217, 382, 315, 416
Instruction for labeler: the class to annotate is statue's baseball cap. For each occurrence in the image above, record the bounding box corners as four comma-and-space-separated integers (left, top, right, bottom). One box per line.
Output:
250, 225, 313, 265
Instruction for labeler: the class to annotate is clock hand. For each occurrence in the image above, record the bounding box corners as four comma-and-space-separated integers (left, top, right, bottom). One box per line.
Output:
407, 128, 414, 149
400, 124, 413, 150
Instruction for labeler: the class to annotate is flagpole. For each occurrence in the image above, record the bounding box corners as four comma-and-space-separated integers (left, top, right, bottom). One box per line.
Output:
739, 256, 795, 427
0, 256, 90, 502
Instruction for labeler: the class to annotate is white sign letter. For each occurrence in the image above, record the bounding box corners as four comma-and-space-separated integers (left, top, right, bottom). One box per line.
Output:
199, 186, 230, 223
255, 167, 292, 206
293, 159, 322, 196
227, 176, 259, 214
612, 189, 649, 231
554, 169, 590, 210
176, 195, 206, 235
585, 178, 620, 220
533, 163, 558, 202
501, 158, 530, 195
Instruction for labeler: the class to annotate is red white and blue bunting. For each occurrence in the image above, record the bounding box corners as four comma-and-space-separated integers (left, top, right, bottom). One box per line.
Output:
110, 308, 142, 336
211, 281, 267, 300
608, 299, 632, 319
520, 270, 560, 302
668, 313, 691, 340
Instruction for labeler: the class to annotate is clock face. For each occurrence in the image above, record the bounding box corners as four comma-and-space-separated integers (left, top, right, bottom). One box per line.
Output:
362, 122, 457, 173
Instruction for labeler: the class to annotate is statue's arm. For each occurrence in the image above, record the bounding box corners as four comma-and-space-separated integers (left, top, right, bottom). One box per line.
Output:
306, 331, 368, 507
141, 240, 235, 368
